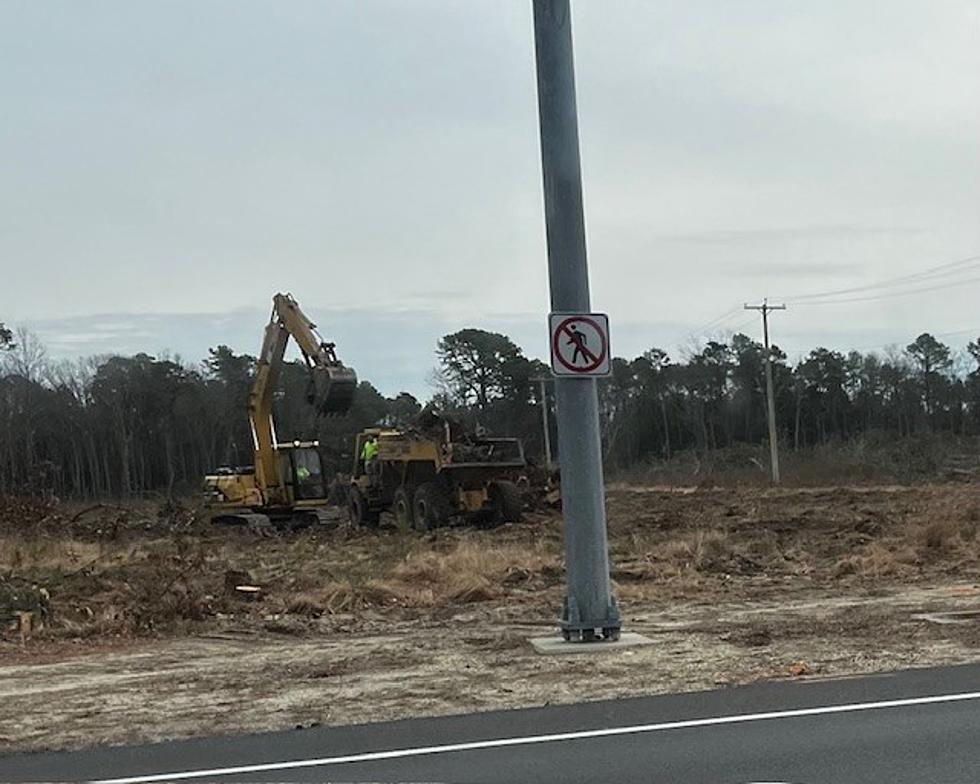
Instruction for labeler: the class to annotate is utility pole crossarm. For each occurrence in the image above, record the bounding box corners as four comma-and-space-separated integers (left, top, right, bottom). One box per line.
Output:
743, 302, 787, 312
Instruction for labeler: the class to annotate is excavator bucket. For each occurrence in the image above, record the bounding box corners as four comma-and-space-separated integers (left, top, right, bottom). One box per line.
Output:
308, 364, 358, 415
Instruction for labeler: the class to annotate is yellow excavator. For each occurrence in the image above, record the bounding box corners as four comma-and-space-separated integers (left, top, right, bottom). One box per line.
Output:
204, 293, 357, 528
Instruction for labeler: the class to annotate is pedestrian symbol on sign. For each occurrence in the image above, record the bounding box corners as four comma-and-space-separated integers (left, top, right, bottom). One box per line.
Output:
568, 324, 590, 364
549, 313, 611, 377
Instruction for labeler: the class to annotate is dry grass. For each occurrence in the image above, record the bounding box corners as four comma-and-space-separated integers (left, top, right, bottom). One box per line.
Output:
0, 534, 103, 572
914, 518, 978, 550
828, 494, 980, 578
659, 530, 731, 572
283, 581, 362, 615
834, 543, 920, 579
612, 526, 785, 592
280, 538, 562, 612
614, 434, 980, 488
6, 483, 980, 641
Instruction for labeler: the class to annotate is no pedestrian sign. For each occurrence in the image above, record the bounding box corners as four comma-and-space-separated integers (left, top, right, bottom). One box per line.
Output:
549, 312, 611, 377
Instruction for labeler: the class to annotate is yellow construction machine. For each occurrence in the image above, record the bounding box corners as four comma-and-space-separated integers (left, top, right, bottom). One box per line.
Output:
204, 293, 357, 527
348, 414, 526, 530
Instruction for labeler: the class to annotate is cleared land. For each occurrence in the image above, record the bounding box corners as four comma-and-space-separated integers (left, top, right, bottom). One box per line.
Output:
2, 484, 980, 753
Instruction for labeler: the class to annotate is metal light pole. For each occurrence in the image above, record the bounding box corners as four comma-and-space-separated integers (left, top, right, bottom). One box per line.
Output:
532, 0, 620, 642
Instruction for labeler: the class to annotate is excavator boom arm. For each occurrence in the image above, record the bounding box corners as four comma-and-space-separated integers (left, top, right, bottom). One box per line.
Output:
249, 293, 357, 492
272, 293, 330, 361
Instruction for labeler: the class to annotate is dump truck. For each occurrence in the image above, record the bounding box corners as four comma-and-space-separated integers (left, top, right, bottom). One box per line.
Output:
348, 418, 526, 530
204, 293, 357, 528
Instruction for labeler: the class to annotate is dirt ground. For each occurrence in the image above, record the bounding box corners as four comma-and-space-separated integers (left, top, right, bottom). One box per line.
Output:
2, 484, 980, 753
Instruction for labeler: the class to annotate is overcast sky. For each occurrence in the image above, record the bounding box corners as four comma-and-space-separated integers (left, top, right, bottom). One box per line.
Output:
2, 1, 978, 395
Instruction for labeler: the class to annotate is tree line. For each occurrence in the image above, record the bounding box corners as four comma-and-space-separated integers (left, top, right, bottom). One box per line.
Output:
2, 318, 979, 497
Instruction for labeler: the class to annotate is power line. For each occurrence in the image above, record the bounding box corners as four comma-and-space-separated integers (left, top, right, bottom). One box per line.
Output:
777, 326, 980, 356
935, 326, 980, 340
852, 326, 980, 352
727, 316, 758, 334
790, 272, 980, 306
780, 253, 980, 303
688, 252, 980, 348
687, 313, 765, 346
689, 306, 742, 336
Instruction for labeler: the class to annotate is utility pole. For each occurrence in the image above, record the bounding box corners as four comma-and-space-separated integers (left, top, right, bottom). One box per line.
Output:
744, 299, 786, 484
532, 0, 620, 642
532, 377, 553, 469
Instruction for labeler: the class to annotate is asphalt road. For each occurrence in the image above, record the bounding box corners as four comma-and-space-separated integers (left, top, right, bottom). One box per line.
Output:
3, 662, 980, 783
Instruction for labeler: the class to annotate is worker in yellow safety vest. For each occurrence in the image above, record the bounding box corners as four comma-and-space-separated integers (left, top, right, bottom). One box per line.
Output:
361, 435, 379, 476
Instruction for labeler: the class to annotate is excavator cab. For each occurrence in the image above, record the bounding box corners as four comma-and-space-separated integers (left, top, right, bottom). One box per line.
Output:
279, 442, 328, 501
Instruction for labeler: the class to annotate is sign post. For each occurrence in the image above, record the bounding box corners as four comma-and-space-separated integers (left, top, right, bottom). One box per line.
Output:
533, 0, 620, 642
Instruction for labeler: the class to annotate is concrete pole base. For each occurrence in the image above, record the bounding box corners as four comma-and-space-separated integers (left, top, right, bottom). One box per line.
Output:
529, 632, 654, 655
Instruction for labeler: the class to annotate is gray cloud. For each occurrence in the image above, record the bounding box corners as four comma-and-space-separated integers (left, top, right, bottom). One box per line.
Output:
658, 226, 924, 245
2, 1, 978, 384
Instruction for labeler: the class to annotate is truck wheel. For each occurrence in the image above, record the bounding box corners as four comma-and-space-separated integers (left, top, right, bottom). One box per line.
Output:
348, 486, 379, 527
393, 486, 414, 530
489, 480, 523, 523
413, 483, 449, 531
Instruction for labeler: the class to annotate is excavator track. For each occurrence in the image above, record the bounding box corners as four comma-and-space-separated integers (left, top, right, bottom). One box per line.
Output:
212, 509, 341, 532
211, 512, 274, 535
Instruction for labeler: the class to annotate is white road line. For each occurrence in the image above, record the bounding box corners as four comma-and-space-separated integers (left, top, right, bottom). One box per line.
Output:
93, 690, 980, 784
